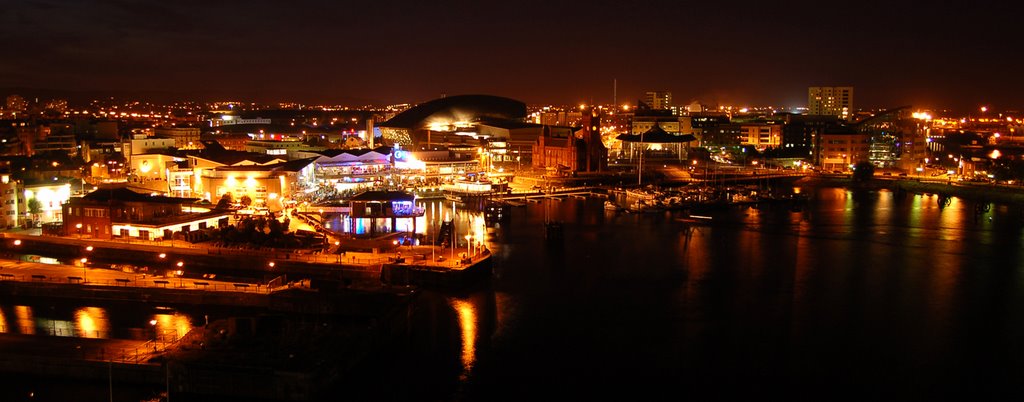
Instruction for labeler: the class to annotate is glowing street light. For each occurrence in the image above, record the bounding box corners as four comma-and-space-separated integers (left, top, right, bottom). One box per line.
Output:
75, 223, 82, 239
175, 261, 184, 287
80, 257, 88, 283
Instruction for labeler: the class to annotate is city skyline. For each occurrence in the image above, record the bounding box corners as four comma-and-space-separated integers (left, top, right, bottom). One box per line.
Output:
1, 1, 1021, 112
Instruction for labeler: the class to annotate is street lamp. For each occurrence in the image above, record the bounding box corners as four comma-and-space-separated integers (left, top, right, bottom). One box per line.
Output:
75, 223, 82, 239
175, 261, 184, 288
80, 257, 88, 283
268, 261, 275, 268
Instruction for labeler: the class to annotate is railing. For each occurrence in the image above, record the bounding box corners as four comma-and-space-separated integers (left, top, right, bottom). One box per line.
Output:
0, 272, 275, 294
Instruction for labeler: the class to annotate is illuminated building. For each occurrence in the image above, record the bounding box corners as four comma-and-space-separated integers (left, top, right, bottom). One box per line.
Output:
61, 187, 231, 241
816, 129, 871, 171
123, 135, 176, 158
740, 123, 783, 151
644, 91, 673, 111
154, 126, 201, 149
344, 190, 424, 235
0, 173, 21, 228
245, 138, 310, 159
378, 95, 527, 149
532, 107, 608, 173
23, 179, 73, 224
298, 147, 393, 191
616, 123, 696, 162
477, 121, 556, 167
200, 158, 316, 209
808, 86, 853, 119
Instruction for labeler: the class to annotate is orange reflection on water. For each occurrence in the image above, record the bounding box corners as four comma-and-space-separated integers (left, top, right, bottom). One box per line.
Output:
0, 307, 6, 333
450, 299, 477, 377
75, 307, 110, 338
152, 313, 192, 341
15, 305, 34, 335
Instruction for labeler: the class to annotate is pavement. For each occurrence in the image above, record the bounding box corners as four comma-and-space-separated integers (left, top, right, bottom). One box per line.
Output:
0, 258, 275, 293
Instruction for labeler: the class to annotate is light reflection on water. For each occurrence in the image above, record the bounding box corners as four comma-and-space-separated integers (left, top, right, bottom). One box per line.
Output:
459, 185, 1024, 400
0, 304, 194, 340
152, 312, 192, 341
449, 298, 477, 380
74, 307, 109, 338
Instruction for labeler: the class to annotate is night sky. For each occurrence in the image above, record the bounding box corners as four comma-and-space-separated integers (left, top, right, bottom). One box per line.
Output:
1, 0, 1021, 112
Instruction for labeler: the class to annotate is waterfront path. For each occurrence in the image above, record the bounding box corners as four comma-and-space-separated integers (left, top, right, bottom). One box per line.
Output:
0, 258, 278, 293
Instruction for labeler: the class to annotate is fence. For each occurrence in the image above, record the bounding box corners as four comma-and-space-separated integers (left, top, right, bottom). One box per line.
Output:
0, 272, 275, 294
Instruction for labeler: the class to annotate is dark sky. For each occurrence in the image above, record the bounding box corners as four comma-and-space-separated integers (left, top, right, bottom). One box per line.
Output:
1, 0, 1021, 112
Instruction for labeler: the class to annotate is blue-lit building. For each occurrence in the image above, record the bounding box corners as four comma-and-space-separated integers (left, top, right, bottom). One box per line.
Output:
343, 190, 424, 236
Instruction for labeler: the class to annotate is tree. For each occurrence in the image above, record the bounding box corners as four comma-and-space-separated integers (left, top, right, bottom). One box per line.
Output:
27, 198, 41, 220
852, 161, 875, 182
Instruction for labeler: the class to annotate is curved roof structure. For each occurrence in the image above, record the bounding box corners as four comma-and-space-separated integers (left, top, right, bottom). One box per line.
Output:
380, 95, 527, 129
616, 124, 696, 143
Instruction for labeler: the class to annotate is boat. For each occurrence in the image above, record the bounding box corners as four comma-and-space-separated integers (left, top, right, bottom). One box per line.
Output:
676, 214, 713, 225
604, 201, 622, 211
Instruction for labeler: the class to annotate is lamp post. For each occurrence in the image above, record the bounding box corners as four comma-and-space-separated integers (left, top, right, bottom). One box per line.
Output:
75, 223, 82, 239
80, 257, 88, 283
465, 235, 472, 257
175, 261, 184, 288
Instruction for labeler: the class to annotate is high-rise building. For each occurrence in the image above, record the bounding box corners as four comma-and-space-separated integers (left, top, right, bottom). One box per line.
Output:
644, 91, 672, 110
807, 87, 853, 119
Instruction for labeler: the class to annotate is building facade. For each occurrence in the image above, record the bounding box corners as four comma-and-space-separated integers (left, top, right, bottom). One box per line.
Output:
808, 87, 853, 119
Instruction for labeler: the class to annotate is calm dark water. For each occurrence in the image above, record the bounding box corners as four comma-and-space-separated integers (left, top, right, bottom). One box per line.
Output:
447, 187, 1024, 401
4, 186, 1024, 401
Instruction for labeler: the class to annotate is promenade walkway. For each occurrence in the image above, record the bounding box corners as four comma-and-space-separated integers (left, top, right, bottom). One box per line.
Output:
0, 258, 278, 294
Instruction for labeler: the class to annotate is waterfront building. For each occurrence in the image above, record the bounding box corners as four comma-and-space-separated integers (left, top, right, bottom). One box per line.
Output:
297, 147, 394, 192
532, 107, 608, 174
740, 123, 783, 151
808, 86, 853, 120
780, 114, 844, 153
199, 157, 317, 210
342, 190, 424, 236
477, 121, 547, 168
853, 106, 922, 169
616, 123, 696, 162
378, 95, 527, 150
816, 129, 871, 171
61, 186, 231, 241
